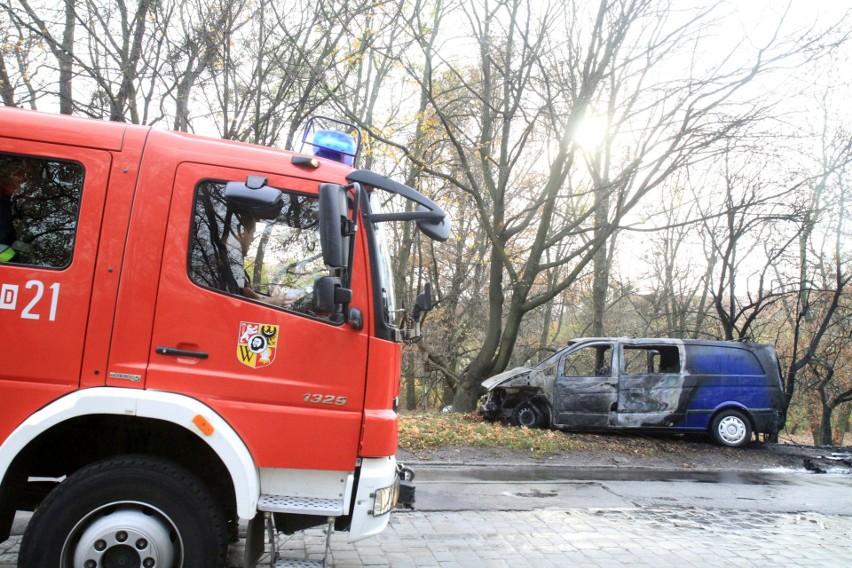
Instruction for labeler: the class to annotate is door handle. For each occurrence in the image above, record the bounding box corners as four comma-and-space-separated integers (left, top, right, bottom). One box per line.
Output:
155, 346, 209, 359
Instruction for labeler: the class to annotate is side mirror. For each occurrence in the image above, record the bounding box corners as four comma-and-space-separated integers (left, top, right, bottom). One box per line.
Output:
412, 282, 432, 320
313, 276, 352, 313
224, 178, 284, 220
404, 282, 433, 342
416, 206, 451, 242
318, 183, 350, 268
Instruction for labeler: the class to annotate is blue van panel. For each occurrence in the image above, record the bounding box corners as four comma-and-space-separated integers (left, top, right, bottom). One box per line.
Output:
687, 345, 764, 375
686, 344, 774, 420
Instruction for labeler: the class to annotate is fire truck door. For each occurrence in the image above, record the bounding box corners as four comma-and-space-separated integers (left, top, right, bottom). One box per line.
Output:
145, 163, 369, 472
0, 143, 111, 440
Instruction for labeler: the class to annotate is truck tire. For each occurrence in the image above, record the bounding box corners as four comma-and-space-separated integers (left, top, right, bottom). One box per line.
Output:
511, 401, 547, 429
710, 409, 752, 448
18, 455, 228, 568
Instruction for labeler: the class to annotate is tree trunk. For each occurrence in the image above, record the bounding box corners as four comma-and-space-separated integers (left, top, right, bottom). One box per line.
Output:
452, 247, 505, 411
112, 0, 151, 122
591, 182, 612, 337
58, 0, 75, 114
834, 405, 850, 446
819, 406, 833, 446
0, 56, 15, 106
402, 349, 424, 411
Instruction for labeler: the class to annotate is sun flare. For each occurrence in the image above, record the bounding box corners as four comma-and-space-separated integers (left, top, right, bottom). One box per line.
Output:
573, 114, 608, 150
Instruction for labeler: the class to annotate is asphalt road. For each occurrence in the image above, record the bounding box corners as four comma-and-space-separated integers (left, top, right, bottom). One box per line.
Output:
9, 464, 850, 535
410, 464, 852, 516
3, 465, 851, 567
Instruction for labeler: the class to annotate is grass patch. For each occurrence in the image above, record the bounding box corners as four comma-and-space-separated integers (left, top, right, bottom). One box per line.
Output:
398, 412, 740, 460
399, 412, 582, 458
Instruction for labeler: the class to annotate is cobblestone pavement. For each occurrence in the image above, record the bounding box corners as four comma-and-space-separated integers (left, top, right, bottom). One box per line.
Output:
3, 507, 851, 567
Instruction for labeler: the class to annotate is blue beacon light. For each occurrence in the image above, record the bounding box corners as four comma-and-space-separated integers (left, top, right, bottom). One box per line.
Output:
311, 129, 357, 166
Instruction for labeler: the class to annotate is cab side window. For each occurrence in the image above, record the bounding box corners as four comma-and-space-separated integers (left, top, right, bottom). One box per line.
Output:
623, 347, 651, 374
623, 345, 681, 374
188, 180, 334, 321
0, 153, 84, 268
561, 345, 612, 377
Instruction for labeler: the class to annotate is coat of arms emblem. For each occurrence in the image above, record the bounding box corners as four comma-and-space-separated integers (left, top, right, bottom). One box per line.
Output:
237, 321, 279, 368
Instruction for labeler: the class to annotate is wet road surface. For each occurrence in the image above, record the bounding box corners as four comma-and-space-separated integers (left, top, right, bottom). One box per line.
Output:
3, 466, 851, 566
411, 464, 852, 516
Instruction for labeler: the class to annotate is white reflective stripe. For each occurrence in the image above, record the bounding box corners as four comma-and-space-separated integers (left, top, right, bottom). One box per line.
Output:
0, 388, 260, 520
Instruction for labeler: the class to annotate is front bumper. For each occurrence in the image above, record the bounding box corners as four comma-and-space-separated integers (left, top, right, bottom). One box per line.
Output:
347, 456, 399, 541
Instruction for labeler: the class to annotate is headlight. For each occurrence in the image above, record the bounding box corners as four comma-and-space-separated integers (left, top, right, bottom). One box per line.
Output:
370, 477, 400, 516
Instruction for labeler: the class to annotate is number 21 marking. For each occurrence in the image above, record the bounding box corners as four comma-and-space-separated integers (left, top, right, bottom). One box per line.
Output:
21, 281, 60, 321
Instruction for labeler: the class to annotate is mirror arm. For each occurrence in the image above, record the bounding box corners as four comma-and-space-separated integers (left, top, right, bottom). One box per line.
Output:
366, 211, 445, 224
346, 169, 442, 214
343, 183, 362, 291
347, 171, 449, 242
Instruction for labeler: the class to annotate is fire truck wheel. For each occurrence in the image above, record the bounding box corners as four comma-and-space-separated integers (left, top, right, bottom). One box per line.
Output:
18, 454, 228, 568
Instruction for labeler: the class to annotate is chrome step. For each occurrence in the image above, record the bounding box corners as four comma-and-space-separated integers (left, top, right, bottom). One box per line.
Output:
257, 494, 344, 516
273, 560, 324, 568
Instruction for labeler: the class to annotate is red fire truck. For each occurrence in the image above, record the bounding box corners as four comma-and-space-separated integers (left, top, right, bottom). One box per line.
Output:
0, 107, 449, 567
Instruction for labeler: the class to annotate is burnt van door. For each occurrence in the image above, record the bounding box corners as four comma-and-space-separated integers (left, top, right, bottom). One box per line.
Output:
552, 343, 617, 428
617, 343, 688, 429
145, 164, 369, 472
0, 145, 110, 441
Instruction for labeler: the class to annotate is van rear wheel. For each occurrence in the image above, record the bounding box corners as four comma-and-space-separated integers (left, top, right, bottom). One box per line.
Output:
711, 410, 752, 448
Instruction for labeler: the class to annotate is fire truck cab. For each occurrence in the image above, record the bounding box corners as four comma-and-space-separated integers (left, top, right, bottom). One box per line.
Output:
0, 108, 448, 567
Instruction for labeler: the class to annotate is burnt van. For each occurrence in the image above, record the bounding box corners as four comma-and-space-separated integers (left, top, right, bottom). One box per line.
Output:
480, 338, 786, 447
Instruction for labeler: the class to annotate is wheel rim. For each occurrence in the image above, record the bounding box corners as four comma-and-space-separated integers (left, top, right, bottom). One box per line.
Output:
717, 415, 747, 445
63, 502, 181, 568
517, 406, 537, 427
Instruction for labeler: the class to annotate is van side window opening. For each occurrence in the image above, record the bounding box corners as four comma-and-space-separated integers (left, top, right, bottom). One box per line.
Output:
189, 180, 333, 321
623, 345, 681, 374
0, 153, 84, 268
687, 345, 764, 375
562, 345, 612, 377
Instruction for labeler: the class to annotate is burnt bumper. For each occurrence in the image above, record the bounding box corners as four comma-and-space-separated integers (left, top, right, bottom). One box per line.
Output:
396, 463, 415, 509
751, 409, 786, 434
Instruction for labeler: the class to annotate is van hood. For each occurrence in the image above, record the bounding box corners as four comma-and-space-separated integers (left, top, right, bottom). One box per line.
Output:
481, 367, 535, 390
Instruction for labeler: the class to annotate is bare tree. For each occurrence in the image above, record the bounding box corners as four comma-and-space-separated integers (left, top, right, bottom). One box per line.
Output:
394, 0, 819, 411
4, 0, 170, 121
0, 16, 22, 106
699, 151, 804, 341
802, 319, 852, 445
155, 0, 231, 132
778, 117, 852, 415
1, 1, 66, 109
622, 180, 717, 338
